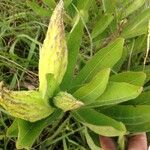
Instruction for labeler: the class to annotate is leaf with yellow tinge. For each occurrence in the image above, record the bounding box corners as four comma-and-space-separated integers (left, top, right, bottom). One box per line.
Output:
53, 91, 84, 112
39, 0, 68, 99
0, 90, 54, 122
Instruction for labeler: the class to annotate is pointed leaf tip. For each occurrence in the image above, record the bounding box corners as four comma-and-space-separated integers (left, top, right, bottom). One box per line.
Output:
39, 0, 67, 99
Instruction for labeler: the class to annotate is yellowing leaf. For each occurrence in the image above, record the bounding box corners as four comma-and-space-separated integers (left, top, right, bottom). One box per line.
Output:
0, 90, 54, 122
53, 91, 84, 111
39, 0, 68, 98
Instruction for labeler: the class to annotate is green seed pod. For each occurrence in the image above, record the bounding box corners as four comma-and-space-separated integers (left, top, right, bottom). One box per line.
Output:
0, 89, 54, 122
53, 92, 84, 112
39, 0, 68, 98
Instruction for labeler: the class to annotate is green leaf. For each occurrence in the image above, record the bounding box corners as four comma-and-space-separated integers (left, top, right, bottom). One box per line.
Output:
90, 0, 99, 14
101, 0, 116, 13
77, 0, 93, 11
72, 38, 124, 86
133, 65, 150, 83
89, 82, 143, 108
99, 105, 150, 125
144, 69, 150, 83
72, 108, 126, 136
91, 14, 114, 39
42, 0, 56, 8
122, 0, 145, 18
126, 122, 150, 133
110, 71, 146, 86
44, 74, 58, 100
99, 105, 150, 133
125, 91, 150, 105
73, 68, 110, 104
84, 128, 102, 150
75, 0, 93, 23
16, 109, 63, 150
27, 1, 51, 16
121, 8, 150, 38
7, 119, 18, 137
113, 47, 128, 72
61, 19, 84, 90
64, 0, 72, 8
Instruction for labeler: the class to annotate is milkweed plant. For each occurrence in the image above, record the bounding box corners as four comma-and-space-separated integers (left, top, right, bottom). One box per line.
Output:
0, 0, 150, 149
